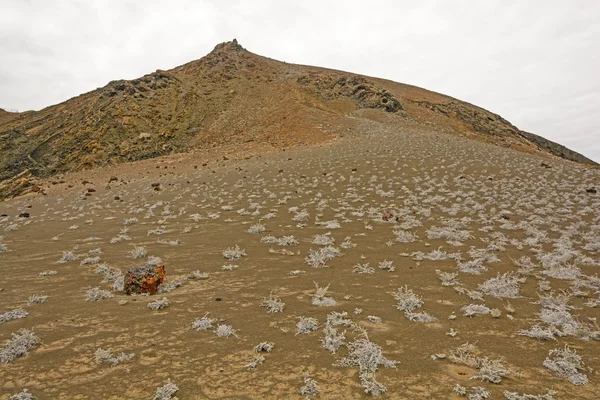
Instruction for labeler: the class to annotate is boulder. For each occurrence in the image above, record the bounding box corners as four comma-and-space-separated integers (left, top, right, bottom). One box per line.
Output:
124, 264, 165, 295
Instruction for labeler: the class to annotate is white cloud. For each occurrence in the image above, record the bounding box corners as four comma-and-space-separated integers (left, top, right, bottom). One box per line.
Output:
1, 0, 598, 161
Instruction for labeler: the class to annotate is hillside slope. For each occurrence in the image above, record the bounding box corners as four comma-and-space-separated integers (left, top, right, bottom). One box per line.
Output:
0, 39, 596, 198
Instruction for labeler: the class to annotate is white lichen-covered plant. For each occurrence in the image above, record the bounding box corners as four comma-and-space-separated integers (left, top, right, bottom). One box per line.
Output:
542, 346, 588, 385
94, 348, 134, 366
0, 308, 28, 324
478, 272, 524, 298
311, 282, 336, 307
152, 380, 179, 400
127, 245, 147, 259
448, 342, 515, 384
9, 389, 35, 400
261, 294, 285, 313
57, 251, 78, 263
296, 317, 319, 335
0, 329, 41, 363
254, 342, 274, 352
222, 245, 247, 260
335, 330, 398, 396
192, 314, 218, 331
215, 324, 238, 338
85, 287, 114, 301
148, 297, 170, 311
300, 376, 319, 399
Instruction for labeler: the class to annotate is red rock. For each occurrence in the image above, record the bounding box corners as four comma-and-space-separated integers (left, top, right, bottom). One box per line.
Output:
124, 264, 166, 295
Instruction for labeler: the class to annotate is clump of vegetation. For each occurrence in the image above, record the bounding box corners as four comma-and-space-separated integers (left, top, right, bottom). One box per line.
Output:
461, 304, 491, 317
436, 270, 459, 286
152, 380, 179, 400
222, 245, 246, 260
157, 276, 189, 293
336, 329, 398, 396
448, 342, 515, 384
192, 314, 217, 331
518, 324, 561, 341
452, 384, 490, 399
296, 317, 319, 335
321, 324, 346, 353
312, 233, 334, 246
27, 295, 48, 305
479, 272, 524, 298
254, 342, 274, 352
0, 329, 41, 363
80, 256, 101, 265
473, 357, 514, 384
353, 263, 375, 274
215, 324, 238, 338
245, 355, 265, 370
261, 293, 285, 313
378, 260, 395, 272
392, 286, 422, 311
247, 223, 266, 234
327, 311, 353, 327
305, 246, 341, 267
311, 283, 336, 307
57, 251, 78, 263
94, 348, 134, 366
85, 287, 114, 301
148, 297, 170, 311
503, 390, 557, 400
128, 245, 147, 259
0, 308, 28, 324
9, 389, 35, 400
391, 285, 438, 322
300, 376, 319, 399
404, 311, 438, 323
543, 346, 588, 385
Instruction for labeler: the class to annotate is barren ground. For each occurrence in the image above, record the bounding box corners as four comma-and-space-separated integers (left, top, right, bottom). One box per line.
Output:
1, 124, 599, 399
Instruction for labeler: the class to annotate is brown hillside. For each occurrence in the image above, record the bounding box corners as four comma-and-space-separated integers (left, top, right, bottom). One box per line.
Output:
0, 39, 596, 199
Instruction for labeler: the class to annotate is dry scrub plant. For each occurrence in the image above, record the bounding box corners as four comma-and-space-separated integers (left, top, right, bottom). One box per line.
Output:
335, 329, 398, 396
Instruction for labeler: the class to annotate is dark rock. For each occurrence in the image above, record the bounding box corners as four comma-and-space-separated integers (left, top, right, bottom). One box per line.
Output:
586, 187, 597, 194
18, 212, 30, 218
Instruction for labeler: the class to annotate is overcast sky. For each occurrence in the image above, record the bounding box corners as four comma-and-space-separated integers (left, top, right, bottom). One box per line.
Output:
1, 0, 599, 162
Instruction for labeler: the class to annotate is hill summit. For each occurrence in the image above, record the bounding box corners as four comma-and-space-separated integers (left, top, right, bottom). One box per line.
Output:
0, 39, 596, 198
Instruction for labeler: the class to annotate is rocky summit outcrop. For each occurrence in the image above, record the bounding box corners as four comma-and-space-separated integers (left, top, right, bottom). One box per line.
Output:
0, 39, 596, 199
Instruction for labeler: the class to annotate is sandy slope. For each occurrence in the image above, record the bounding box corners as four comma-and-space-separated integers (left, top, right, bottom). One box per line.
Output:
1, 124, 599, 399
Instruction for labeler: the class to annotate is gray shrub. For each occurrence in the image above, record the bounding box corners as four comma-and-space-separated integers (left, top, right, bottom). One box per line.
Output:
0, 329, 41, 363
0, 308, 28, 324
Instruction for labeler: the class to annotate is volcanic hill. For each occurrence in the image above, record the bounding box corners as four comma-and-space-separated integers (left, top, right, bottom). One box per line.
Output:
0, 39, 596, 199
